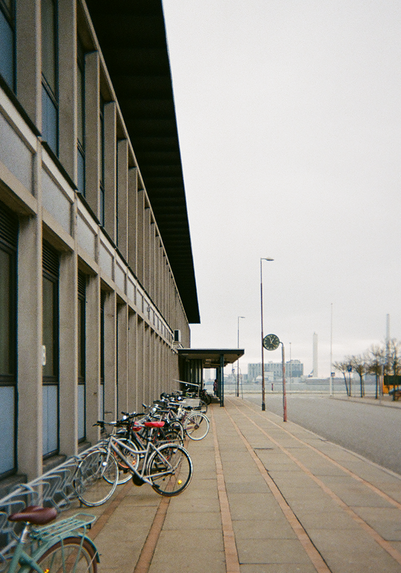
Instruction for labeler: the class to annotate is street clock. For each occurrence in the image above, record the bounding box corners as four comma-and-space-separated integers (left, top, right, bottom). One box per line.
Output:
263, 333, 280, 351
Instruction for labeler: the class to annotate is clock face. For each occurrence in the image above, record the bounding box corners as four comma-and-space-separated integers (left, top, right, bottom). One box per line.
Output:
263, 334, 280, 351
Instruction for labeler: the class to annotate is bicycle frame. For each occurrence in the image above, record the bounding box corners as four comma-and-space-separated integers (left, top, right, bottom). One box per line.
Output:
106, 434, 179, 484
6, 518, 98, 573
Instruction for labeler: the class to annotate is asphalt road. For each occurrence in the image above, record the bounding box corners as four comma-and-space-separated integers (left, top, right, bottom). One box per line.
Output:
243, 393, 401, 476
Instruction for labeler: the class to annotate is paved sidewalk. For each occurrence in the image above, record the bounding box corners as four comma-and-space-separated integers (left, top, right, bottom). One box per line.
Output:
85, 398, 401, 573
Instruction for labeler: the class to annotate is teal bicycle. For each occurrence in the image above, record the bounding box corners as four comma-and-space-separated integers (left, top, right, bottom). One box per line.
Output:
5, 505, 98, 572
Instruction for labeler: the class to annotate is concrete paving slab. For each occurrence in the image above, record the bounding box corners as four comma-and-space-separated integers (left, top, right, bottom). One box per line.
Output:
240, 564, 317, 573
163, 510, 221, 530
225, 479, 270, 494
352, 507, 401, 541
233, 518, 297, 540
228, 493, 281, 521
149, 529, 225, 573
328, 483, 395, 508
316, 537, 401, 573
295, 509, 360, 530
236, 538, 312, 565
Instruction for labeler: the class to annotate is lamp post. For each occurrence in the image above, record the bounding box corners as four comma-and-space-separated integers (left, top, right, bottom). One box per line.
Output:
236, 316, 245, 397
260, 257, 274, 411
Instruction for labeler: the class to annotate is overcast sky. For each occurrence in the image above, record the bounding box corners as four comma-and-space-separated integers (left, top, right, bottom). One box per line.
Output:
162, 0, 401, 377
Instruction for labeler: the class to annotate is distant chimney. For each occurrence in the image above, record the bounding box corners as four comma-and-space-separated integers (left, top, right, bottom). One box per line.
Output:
313, 332, 318, 377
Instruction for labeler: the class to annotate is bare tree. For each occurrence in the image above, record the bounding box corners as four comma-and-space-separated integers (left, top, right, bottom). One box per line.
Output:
386, 338, 401, 376
367, 344, 385, 399
350, 354, 367, 397
335, 338, 401, 399
333, 360, 351, 396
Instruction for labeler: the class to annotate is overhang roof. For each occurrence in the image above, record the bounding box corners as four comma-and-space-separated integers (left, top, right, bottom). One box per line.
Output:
86, 0, 200, 323
178, 349, 245, 368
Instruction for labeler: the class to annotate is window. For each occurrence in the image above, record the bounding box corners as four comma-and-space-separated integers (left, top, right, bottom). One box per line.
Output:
77, 40, 85, 195
41, 0, 58, 155
42, 242, 59, 457
0, 0, 15, 91
0, 202, 17, 477
77, 272, 86, 441
99, 96, 105, 226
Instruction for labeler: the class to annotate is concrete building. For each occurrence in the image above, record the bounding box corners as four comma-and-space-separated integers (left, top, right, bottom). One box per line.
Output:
0, 0, 200, 492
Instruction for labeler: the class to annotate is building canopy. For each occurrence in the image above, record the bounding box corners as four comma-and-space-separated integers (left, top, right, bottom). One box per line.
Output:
178, 349, 245, 368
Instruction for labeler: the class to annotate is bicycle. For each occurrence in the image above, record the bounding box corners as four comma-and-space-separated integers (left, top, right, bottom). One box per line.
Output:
150, 396, 210, 441
5, 505, 98, 572
75, 420, 193, 506
181, 409, 210, 440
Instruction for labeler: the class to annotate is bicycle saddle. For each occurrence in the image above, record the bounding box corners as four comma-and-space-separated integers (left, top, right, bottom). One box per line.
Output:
8, 506, 57, 525
144, 421, 165, 428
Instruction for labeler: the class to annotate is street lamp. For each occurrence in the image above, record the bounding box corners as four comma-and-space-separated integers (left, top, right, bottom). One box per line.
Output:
236, 316, 245, 397
260, 257, 274, 411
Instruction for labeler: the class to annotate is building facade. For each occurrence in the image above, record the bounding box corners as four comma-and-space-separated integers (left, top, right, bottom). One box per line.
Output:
0, 0, 199, 491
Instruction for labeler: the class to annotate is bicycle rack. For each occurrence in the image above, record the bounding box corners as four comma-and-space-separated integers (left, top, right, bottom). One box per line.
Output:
0, 447, 100, 570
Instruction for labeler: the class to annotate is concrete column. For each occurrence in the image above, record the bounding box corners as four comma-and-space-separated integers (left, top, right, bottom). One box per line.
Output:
84, 51, 100, 218
136, 189, 145, 283
117, 302, 128, 414
58, 0, 77, 181
136, 317, 145, 411
85, 274, 101, 446
149, 221, 155, 301
103, 290, 117, 418
104, 102, 117, 239
144, 323, 150, 406
117, 139, 129, 259
144, 207, 151, 288
127, 168, 137, 274
58, 249, 78, 456
147, 327, 152, 403
128, 310, 137, 412
16, 0, 41, 127
17, 212, 43, 480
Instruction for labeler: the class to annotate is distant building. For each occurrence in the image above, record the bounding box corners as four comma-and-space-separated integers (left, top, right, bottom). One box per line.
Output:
248, 360, 304, 382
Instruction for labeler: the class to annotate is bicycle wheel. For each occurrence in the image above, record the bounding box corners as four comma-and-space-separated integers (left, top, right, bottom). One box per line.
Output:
159, 428, 184, 447
114, 438, 140, 484
148, 444, 193, 497
184, 412, 210, 440
199, 400, 208, 414
75, 448, 118, 506
31, 536, 97, 572
169, 420, 185, 441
